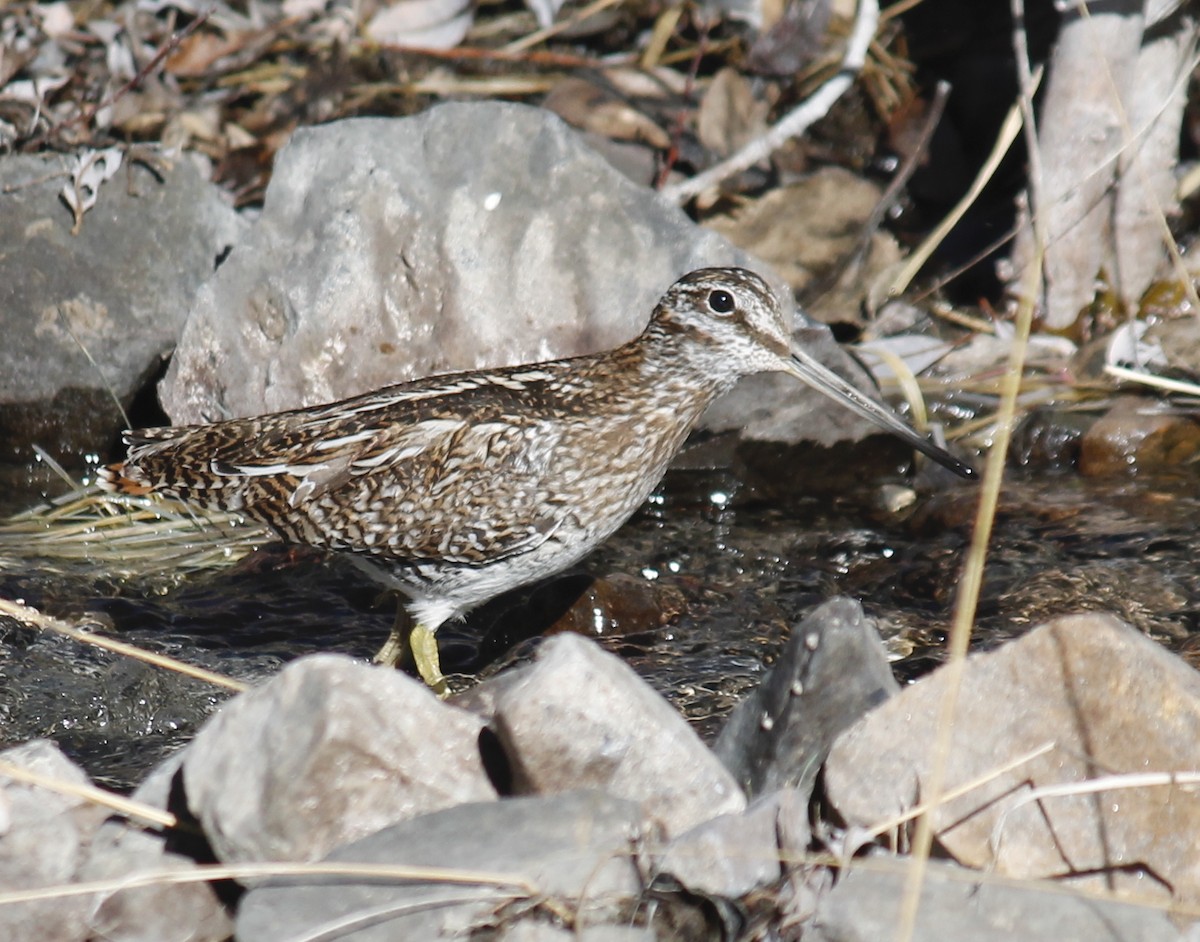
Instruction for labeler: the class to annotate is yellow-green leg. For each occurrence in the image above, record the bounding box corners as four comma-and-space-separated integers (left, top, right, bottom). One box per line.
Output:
372, 608, 448, 697
408, 623, 447, 696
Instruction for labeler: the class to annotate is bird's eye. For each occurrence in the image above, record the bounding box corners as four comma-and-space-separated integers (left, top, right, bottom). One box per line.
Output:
708, 289, 735, 314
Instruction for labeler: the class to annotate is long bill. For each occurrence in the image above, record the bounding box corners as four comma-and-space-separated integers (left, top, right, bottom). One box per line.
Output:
781, 347, 975, 479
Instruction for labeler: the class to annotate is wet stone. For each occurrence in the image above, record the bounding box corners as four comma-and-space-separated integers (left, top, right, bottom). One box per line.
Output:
543, 572, 687, 639
181, 654, 497, 864
1078, 396, 1200, 476
824, 613, 1200, 904
1009, 406, 1094, 471
714, 597, 898, 801
492, 633, 746, 837
467, 572, 686, 673
236, 791, 645, 942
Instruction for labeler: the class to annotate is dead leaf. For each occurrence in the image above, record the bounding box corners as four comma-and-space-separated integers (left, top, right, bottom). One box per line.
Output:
525, 0, 567, 29
704, 167, 899, 324
543, 77, 670, 149
696, 67, 771, 158
165, 30, 255, 78
367, 0, 474, 50
61, 147, 123, 235
35, 2, 75, 39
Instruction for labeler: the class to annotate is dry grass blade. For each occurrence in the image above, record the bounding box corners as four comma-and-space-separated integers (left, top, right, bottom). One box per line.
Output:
886, 68, 1041, 299
276, 890, 536, 942
0, 760, 176, 829
867, 741, 1055, 839
0, 860, 537, 908
1104, 364, 1200, 398
663, 0, 880, 203
640, 5, 683, 70
990, 769, 1200, 859
855, 344, 931, 432
501, 0, 626, 53
0, 597, 247, 693
894, 10, 1045, 937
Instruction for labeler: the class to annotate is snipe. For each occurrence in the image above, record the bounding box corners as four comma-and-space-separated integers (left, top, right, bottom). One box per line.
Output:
101, 268, 971, 692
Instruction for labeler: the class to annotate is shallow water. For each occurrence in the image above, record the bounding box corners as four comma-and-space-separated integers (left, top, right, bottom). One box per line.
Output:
1, 455, 1198, 791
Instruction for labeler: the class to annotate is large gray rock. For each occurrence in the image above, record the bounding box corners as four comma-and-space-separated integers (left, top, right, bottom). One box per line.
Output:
714, 597, 898, 800
652, 789, 802, 899
0, 152, 243, 467
0, 740, 109, 942
158, 102, 884, 450
236, 791, 644, 942
825, 613, 1200, 904
803, 857, 1190, 941
159, 103, 767, 425
81, 751, 232, 942
181, 654, 497, 863
492, 633, 745, 837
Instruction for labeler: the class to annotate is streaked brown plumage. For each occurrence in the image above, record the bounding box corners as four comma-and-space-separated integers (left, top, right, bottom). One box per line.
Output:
101, 268, 971, 690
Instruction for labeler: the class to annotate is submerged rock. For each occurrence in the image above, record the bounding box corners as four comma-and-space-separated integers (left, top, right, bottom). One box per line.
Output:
1078, 396, 1200, 476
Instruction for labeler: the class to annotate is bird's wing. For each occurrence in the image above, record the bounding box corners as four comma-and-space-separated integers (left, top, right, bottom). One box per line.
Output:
119, 398, 567, 565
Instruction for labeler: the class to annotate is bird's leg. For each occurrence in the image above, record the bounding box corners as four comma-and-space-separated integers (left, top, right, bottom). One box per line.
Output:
372, 602, 448, 697
372, 600, 413, 668
409, 623, 448, 697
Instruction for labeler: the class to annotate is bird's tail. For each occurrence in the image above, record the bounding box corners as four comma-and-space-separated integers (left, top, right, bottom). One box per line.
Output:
97, 461, 152, 495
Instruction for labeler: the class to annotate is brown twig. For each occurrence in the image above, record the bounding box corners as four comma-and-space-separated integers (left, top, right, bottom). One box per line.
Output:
654, 11, 710, 191
375, 42, 608, 70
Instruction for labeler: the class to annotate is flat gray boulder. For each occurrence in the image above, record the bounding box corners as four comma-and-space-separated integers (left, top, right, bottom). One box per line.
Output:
236, 790, 644, 942
825, 613, 1200, 905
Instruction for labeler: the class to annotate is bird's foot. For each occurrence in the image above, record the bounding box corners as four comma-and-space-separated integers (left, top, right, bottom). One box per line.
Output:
372, 626, 409, 669
410, 623, 449, 698
372, 622, 448, 698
